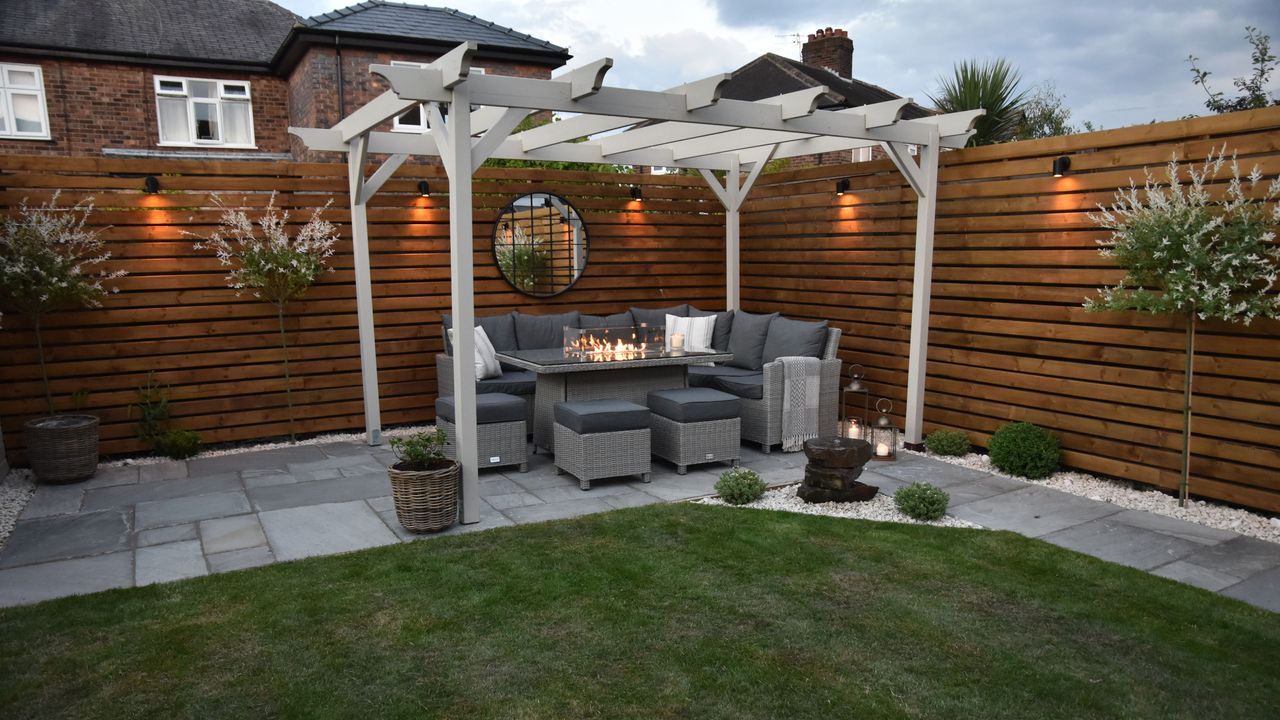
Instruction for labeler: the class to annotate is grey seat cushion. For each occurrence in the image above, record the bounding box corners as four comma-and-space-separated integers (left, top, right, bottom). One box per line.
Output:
687, 364, 760, 388
477, 370, 535, 395
442, 311, 518, 354
689, 306, 734, 351
580, 310, 635, 328
725, 310, 778, 370
629, 304, 689, 328
647, 388, 740, 423
436, 393, 526, 424
763, 317, 828, 363
514, 310, 580, 350
554, 399, 650, 434
712, 373, 765, 400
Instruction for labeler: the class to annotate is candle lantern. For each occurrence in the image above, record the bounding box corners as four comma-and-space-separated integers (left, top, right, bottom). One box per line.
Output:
840, 364, 870, 437
869, 397, 898, 461
842, 417, 862, 440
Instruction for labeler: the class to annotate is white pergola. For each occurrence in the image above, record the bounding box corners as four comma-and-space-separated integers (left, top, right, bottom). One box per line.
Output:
291, 43, 982, 524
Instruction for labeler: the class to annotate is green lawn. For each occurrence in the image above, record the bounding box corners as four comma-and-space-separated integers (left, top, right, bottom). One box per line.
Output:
1, 504, 1277, 719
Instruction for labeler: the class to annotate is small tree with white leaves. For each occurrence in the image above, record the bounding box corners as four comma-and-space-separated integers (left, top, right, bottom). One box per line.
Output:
192, 194, 338, 441
1086, 147, 1280, 505
0, 194, 125, 415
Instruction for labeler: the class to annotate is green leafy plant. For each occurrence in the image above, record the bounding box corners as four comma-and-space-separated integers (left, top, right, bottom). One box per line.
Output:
133, 372, 170, 445
154, 429, 202, 460
390, 428, 451, 471
894, 482, 949, 521
928, 58, 1028, 146
1016, 80, 1078, 140
1188, 26, 1278, 114
924, 430, 971, 457
494, 236, 550, 293
0, 193, 126, 415
988, 422, 1060, 479
715, 467, 766, 505
1086, 148, 1280, 503
191, 194, 338, 441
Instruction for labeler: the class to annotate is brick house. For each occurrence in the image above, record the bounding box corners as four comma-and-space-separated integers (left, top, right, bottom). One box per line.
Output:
0, 0, 570, 161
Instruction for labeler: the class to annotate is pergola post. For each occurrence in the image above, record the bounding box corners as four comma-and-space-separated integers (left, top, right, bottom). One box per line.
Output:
903, 133, 940, 446
346, 133, 383, 445
700, 147, 774, 313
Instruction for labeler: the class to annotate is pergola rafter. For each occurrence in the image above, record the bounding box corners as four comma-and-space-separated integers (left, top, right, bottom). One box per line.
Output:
290, 42, 982, 524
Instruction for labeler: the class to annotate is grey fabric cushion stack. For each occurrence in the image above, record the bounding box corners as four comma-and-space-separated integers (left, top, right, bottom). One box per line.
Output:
647, 388, 740, 423
686, 364, 759, 388
712, 374, 765, 399
553, 399, 651, 434
725, 310, 778, 370
762, 316, 828, 363
629, 304, 689, 328
579, 310, 635, 328
688, 306, 734, 351
513, 310, 580, 350
442, 311, 518, 354
435, 393, 526, 424
476, 370, 536, 395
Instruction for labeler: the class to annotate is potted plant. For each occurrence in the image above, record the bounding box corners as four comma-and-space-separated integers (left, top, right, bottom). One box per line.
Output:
388, 428, 459, 533
0, 194, 125, 483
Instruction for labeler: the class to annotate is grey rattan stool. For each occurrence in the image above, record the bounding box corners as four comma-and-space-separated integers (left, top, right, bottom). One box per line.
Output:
647, 388, 741, 475
552, 399, 651, 490
436, 393, 528, 472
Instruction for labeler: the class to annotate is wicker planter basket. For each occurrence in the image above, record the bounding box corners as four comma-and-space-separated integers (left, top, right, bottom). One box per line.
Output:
388, 460, 460, 533
24, 414, 99, 484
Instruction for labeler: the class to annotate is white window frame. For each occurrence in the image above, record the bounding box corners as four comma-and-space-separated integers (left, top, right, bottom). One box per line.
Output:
153, 75, 256, 148
0, 63, 51, 140
390, 62, 486, 133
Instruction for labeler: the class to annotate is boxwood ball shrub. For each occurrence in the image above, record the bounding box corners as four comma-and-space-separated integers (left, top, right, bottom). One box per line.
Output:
154, 429, 202, 460
715, 468, 767, 505
894, 483, 949, 521
988, 422, 1060, 479
924, 429, 970, 457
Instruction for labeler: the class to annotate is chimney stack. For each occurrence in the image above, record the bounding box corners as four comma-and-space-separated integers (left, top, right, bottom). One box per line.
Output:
801, 27, 853, 79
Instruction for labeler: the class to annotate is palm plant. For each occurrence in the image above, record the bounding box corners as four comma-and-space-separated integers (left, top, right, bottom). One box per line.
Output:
928, 58, 1028, 146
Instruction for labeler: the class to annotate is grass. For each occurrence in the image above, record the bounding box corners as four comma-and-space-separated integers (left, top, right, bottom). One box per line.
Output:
1, 504, 1277, 719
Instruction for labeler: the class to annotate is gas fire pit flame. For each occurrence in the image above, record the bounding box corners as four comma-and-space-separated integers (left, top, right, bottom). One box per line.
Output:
568, 335, 650, 362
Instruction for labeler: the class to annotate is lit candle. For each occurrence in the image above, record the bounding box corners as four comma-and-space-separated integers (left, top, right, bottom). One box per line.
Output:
671, 332, 685, 350
876, 442, 890, 457
846, 420, 859, 438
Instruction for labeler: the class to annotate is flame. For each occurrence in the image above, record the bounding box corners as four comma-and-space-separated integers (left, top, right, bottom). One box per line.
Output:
567, 334, 652, 362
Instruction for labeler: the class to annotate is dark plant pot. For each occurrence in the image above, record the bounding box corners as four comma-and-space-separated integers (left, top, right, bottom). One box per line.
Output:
24, 414, 99, 484
388, 459, 460, 533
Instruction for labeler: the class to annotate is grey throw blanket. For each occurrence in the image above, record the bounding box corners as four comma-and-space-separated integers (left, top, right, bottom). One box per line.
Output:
779, 356, 821, 452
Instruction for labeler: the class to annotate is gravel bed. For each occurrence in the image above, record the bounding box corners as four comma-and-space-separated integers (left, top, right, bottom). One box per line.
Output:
698, 483, 982, 530
906, 449, 1280, 545
0, 468, 36, 550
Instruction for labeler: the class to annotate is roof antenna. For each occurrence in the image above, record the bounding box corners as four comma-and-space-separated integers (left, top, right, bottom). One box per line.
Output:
775, 33, 803, 54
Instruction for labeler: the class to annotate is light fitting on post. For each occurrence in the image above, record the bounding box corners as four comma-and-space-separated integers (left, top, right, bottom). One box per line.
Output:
1052, 156, 1071, 177
417, 180, 431, 197
143, 175, 160, 194
629, 185, 643, 201
835, 178, 850, 196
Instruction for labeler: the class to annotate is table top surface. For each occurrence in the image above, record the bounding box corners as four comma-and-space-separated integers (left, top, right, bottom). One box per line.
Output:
496, 348, 732, 374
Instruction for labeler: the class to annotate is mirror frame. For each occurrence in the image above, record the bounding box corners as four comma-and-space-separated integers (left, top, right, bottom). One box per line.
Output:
491, 192, 588, 298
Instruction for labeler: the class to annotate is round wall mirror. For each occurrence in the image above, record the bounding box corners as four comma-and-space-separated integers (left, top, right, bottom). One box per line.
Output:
492, 192, 588, 297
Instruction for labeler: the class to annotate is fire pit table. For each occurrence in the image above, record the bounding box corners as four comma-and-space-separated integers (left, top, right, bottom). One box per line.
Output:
496, 344, 731, 453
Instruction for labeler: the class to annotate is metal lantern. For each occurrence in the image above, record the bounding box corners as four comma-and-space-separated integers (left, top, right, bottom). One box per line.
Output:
845, 364, 865, 392
869, 397, 899, 461
840, 363, 869, 437
842, 416, 863, 441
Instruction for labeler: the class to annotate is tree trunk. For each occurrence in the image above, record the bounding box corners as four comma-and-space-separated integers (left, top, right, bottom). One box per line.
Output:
277, 303, 296, 442
32, 314, 53, 416
1179, 311, 1196, 507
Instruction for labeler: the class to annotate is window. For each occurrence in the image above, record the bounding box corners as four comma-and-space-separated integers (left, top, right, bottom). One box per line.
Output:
391, 62, 486, 133
0, 63, 50, 139
852, 146, 874, 163
154, 75, 255, 147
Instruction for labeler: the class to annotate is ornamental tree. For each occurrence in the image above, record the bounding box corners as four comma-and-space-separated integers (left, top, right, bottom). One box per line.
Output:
1086, 148, 1280, 505
192, 194, 338, 441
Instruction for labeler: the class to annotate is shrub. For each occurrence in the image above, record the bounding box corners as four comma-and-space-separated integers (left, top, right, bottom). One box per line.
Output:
988, 422, 1060, 479
714, 468, 766, 505
390, 428, 450, 471
154, 430, 202, 460
894, 483, 949, 521
924, 429, 970, 457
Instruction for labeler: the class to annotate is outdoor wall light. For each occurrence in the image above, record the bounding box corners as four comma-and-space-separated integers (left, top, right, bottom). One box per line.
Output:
629, 185, 643, 201
417, 180, 431, 197
835, 178, 850, 196
143, 175, 160, 194
1052, 156, 1071, 177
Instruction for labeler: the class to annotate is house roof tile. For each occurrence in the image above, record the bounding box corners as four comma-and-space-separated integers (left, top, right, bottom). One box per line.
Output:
301, 1, 567, 55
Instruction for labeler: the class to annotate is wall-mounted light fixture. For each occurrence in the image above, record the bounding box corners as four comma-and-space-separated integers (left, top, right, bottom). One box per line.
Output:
143, 175, 160, 194
417, 180, 431, 197
835, 178, 850, 196
629, 185, 643, 201
1052, 156, 1071, 178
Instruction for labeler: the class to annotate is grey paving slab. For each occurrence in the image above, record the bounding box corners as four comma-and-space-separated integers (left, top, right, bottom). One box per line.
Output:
1107, 509, 1239, 546
500, 497, 615, 524
136, 523, 198, 547
207, 545, 275, 573
860, 469, 908, 496
532, 482, 639, 504
870, 458, 996, 487
484, 492, 546, 511
435, 506, 515, 537
259, 500, 399, 561
509, 469, 583, 491
942, 475, 1028, 507
287, 453, 373, 475
602, 490, 663, 509
1151, 560, 1243, 592
366, 495, 394, 513
370, 451, 398, 467
1041, 517, 1203, 571
189, 445, 326, 477
240, 470, 298, 489
199, 514, 267, 555
248, 472, 391, 512
1220, 565, 1280, 613
135, 490, 251, 530
135, 540, 207, 586
1183, 536, 1280, 580
320, 442, 379, 458
138, 461, 189, 483
339, 463, 387, 478
293, 467, 343, 482
948, 485, 1121, 538
19, 484, 85, 520
0, 552, 134, 608
637, 475, 723, 502
479, 477, 524, 497
81, 465, 140, 489
0, 510, 132, 568
82, 473, 241, 512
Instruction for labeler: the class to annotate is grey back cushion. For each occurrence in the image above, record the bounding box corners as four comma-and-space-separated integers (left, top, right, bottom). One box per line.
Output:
580, 310, 635, 328
629, 304, 688, 328
762, 317, 829, 364
688, 306, 734, 351
514, 310, 580, 350
725, 310, 778, 370
442, 311, 518, 354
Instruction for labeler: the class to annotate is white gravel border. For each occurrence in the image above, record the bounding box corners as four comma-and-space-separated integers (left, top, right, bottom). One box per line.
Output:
0, 468, 36, 549
698, 483, 981, 530
905, 449, 1280, 545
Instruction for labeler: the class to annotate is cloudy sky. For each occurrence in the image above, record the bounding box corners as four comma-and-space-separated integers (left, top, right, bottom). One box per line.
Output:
278, 0, 1278, 129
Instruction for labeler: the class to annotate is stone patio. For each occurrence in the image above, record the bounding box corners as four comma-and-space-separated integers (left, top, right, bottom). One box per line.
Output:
1, 441, 1277, 612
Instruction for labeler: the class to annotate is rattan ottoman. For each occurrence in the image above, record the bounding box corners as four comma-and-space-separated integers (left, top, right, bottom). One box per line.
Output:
647, 388, 741, 475
552, 399, 651, 490
436, 393, 528, 472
